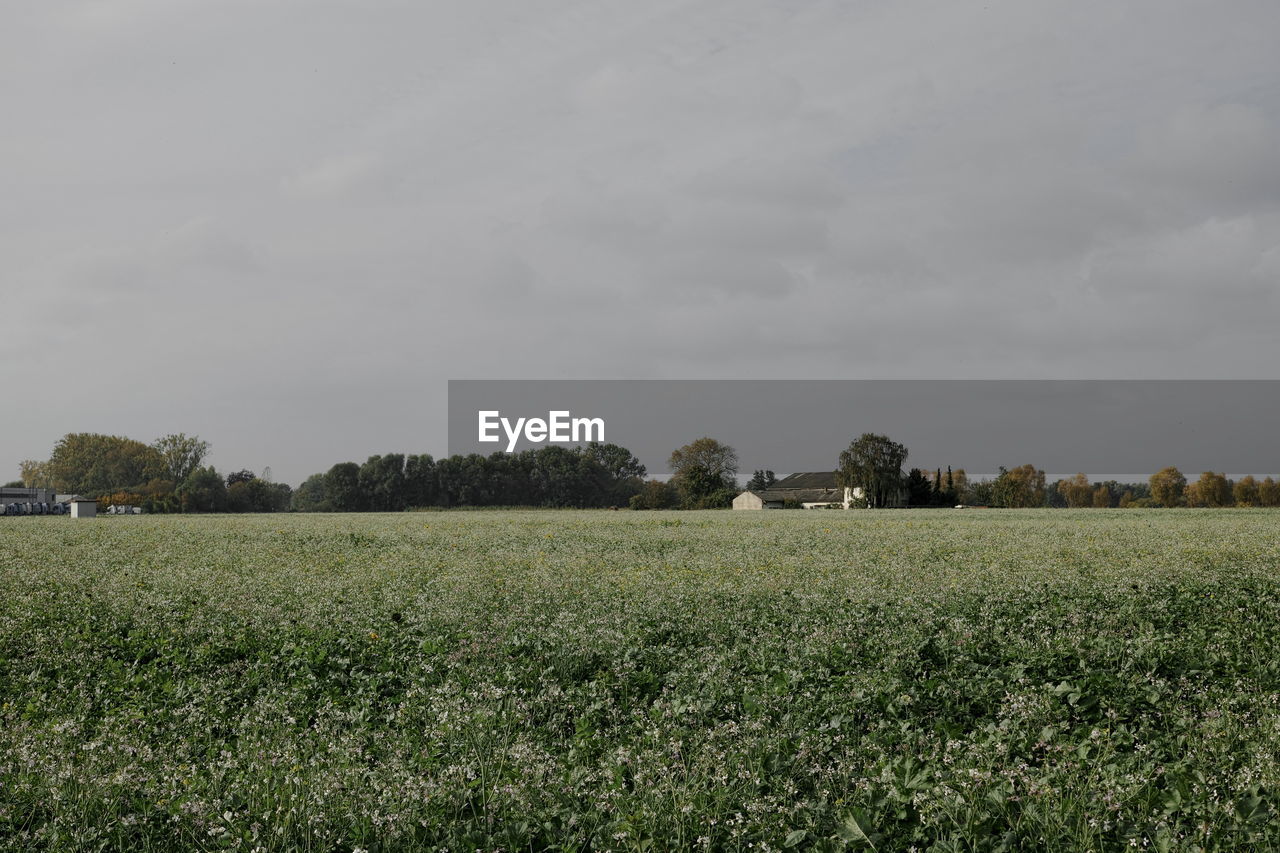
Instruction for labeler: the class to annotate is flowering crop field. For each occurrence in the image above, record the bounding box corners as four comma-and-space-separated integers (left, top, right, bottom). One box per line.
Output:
3, 510, 1280, 851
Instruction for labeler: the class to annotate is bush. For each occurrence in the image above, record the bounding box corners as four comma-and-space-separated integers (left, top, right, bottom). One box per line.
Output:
629, 480, 677, 510
681, 487, 737, 510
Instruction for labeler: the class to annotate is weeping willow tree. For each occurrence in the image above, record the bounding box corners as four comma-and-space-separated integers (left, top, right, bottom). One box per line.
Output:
837, 433, 908, 508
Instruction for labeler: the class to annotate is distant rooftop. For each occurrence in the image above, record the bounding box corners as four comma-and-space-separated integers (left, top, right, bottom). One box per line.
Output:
772, 471, 839, 490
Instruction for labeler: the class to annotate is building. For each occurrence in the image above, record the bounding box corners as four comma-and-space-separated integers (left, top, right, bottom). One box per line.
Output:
68, 496, 97, 518
0, 486, 56, 505
732, 471, 906, 510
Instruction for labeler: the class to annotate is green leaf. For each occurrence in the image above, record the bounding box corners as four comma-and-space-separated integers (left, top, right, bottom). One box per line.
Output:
783, 828, 807, 847
836, 811, 877, 850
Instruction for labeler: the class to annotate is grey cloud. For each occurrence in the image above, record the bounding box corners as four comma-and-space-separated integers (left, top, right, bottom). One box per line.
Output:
3, 0, 1279, 483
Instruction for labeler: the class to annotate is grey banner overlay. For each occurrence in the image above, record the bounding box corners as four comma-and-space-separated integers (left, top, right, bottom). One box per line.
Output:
448, 381, 1280, 479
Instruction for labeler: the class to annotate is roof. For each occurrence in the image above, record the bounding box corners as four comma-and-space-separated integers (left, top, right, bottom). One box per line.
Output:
773, 471, 840, 489
750, 488, 844, 503
65, 495, 95, 502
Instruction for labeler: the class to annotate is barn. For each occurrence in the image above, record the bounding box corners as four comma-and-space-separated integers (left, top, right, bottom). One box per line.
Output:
732, 471, 906, 510
733, 472, 855, 510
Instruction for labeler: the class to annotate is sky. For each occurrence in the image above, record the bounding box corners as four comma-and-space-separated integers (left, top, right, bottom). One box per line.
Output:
3, 0, 1278, 485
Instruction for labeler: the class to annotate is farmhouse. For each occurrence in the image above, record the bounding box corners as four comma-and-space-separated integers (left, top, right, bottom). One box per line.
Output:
733, 472, 855, 510
732, 471, 907, 510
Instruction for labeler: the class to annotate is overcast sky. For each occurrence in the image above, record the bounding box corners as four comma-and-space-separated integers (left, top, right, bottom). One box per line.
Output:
3, 0, 1278, 485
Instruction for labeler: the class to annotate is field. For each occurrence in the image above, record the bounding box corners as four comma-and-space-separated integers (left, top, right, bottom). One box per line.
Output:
3, 510, 1280, 851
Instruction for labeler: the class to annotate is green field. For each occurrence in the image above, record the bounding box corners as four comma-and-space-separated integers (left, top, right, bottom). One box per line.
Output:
3, 510, 1280, 851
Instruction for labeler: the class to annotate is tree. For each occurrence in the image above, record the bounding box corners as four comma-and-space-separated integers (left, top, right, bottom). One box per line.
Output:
583, 442, 647, 505
359, 454, 408, 511
45, 433, 165, 496
151, 434, 210, 486
1259, 477, 1280, 508
969, 479, 996, 505
629, 479, 677, 509
1057, 473, 1093, 508
991, 464, 1047, 508
227, 477, 291, 512
836, 433, 908, 509
404, 454, 437, 508
951, 469, 971, 504
746, 470, 777, 491
668, 438, 738, 509
1092, 484, 1112, 508
584, 442, 647, 482
226, 479, 256, 512
266, 481, 292, 511
905, 468, 933, 506
941, 466, 958, 506
536, 446, 606, 507
324, 462, 364, 511
178, 466, 228, 512
19, 459, 52, 489
292, 473, 330, 512
1149, 467, 1187, 507
1233, 475, 1260, 507
1192, 472, 1232, 508
226, 469, 256, 487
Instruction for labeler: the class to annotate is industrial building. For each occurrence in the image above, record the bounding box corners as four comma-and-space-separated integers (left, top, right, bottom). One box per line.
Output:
0, 486, 56, 505
0, 487, 97, 517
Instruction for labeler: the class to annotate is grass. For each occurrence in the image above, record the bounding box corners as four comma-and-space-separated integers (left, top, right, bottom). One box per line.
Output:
2, 509, 1280, 851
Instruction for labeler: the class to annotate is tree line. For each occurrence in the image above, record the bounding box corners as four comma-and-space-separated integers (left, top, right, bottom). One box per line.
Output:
898, 461, 1279, 508
11, 431, 1280, 512
293, 443, 648, 511
753, 434, 1280, 509
12, 433, 289, 513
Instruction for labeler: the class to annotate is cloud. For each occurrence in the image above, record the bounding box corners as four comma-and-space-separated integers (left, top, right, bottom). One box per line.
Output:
1136, 102, 1280, 209
3, 0, 1280, 481
282, 154, 391, 200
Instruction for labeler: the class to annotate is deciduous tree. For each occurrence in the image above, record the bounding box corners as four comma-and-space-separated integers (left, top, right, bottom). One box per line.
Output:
291, 473, 330, 512
629, 479, 677, 509
1149, 467, 1187, 507
837, 433, 908, 509
151, 434, 210, 486
359, 454, 408, 512
46, 433, 164, 496
991, 464, 1047, 508
324, 462, 364, 512
669, 438, 738, 508
1233, 475, 1260, 507
19, 459, 51, 489
1192, 472, 1232, 507
178, 466, 228, 513
583, 442, 647, 505
1259, 476, 1280, 508
1057, 473, 1092, 508
404, 454, 437, 508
